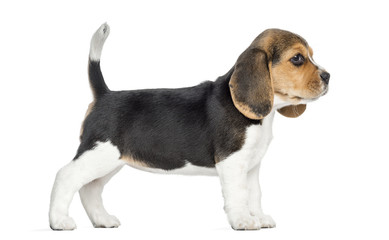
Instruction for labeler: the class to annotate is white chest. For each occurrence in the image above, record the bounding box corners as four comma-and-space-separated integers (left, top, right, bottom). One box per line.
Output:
215, 111, 275, 175
241, 111, 274, 170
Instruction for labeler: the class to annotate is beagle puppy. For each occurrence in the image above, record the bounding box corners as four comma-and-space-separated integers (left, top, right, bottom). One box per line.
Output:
49, 23, 329, 231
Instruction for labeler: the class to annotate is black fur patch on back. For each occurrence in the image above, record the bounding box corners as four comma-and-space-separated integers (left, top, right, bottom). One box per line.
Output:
75, 68, 260, 170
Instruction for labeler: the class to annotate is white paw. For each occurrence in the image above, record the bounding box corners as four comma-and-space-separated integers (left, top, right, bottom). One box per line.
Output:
229, 214, 261, 230
258, 214, 276, 228
50, 216, 77, 231
93, 214, 121, 228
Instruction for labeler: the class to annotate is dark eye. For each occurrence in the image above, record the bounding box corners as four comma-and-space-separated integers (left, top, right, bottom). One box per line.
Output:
290, 54, 305, 66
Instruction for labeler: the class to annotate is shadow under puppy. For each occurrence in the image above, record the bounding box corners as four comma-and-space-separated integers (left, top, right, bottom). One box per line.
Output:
49, 23, 330, 230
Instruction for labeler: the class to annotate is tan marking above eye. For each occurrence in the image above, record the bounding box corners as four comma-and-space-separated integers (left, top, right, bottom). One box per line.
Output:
281, 44, 310, 64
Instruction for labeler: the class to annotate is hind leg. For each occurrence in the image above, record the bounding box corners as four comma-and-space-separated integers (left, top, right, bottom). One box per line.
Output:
49, 141, 125, 230
79, 166, 123, 228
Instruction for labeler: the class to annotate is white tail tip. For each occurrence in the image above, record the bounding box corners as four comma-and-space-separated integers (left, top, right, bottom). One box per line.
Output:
89, 23, 110, 61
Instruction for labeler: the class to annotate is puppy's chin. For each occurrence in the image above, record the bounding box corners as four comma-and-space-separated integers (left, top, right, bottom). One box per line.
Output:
274, 92, 303, 106
300, 87, 329, 104
275, 86, 328, 105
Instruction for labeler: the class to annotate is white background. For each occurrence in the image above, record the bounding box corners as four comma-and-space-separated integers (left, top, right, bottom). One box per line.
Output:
1, 0, 388, 239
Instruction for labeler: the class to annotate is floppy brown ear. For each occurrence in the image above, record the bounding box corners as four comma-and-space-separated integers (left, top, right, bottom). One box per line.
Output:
229, 48, 273, 120
277, 104, 306, 118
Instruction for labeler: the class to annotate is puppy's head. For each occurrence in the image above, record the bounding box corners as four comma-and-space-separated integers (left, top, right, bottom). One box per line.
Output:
229, 29, 329, 119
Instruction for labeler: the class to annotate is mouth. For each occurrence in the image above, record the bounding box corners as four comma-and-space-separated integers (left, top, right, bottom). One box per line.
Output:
274, 91, 303, 101
321, 86, 329, 96
302, 86, 329, 103
275, 86, 328, 103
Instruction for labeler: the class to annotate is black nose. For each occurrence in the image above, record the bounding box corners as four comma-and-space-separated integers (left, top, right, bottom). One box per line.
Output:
320, 72, 330, 85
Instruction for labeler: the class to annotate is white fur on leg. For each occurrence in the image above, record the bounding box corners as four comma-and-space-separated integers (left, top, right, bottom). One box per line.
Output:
216, 124, 265, 230
216, 114, 275, 230
49, 141, 125, 230
79, 166, 123, 228
216, 155, 260, 230
247, 165, 262, 216
247, 165, 276, 228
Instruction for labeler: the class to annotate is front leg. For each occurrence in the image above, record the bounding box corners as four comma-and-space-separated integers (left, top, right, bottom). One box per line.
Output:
247, 164, 276, 228
216, 156, 260, 230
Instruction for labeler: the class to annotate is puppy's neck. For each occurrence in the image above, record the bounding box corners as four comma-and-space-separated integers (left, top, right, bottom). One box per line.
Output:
273, 95, 292, 110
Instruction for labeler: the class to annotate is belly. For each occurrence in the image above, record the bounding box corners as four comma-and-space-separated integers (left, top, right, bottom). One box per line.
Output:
124, 160, 218, 176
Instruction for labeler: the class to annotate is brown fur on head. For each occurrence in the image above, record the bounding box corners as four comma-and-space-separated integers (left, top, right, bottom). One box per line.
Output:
229, 29, 329, 119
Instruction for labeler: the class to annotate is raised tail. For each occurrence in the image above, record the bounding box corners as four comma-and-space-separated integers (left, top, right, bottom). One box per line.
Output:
88, 23, 110, 99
